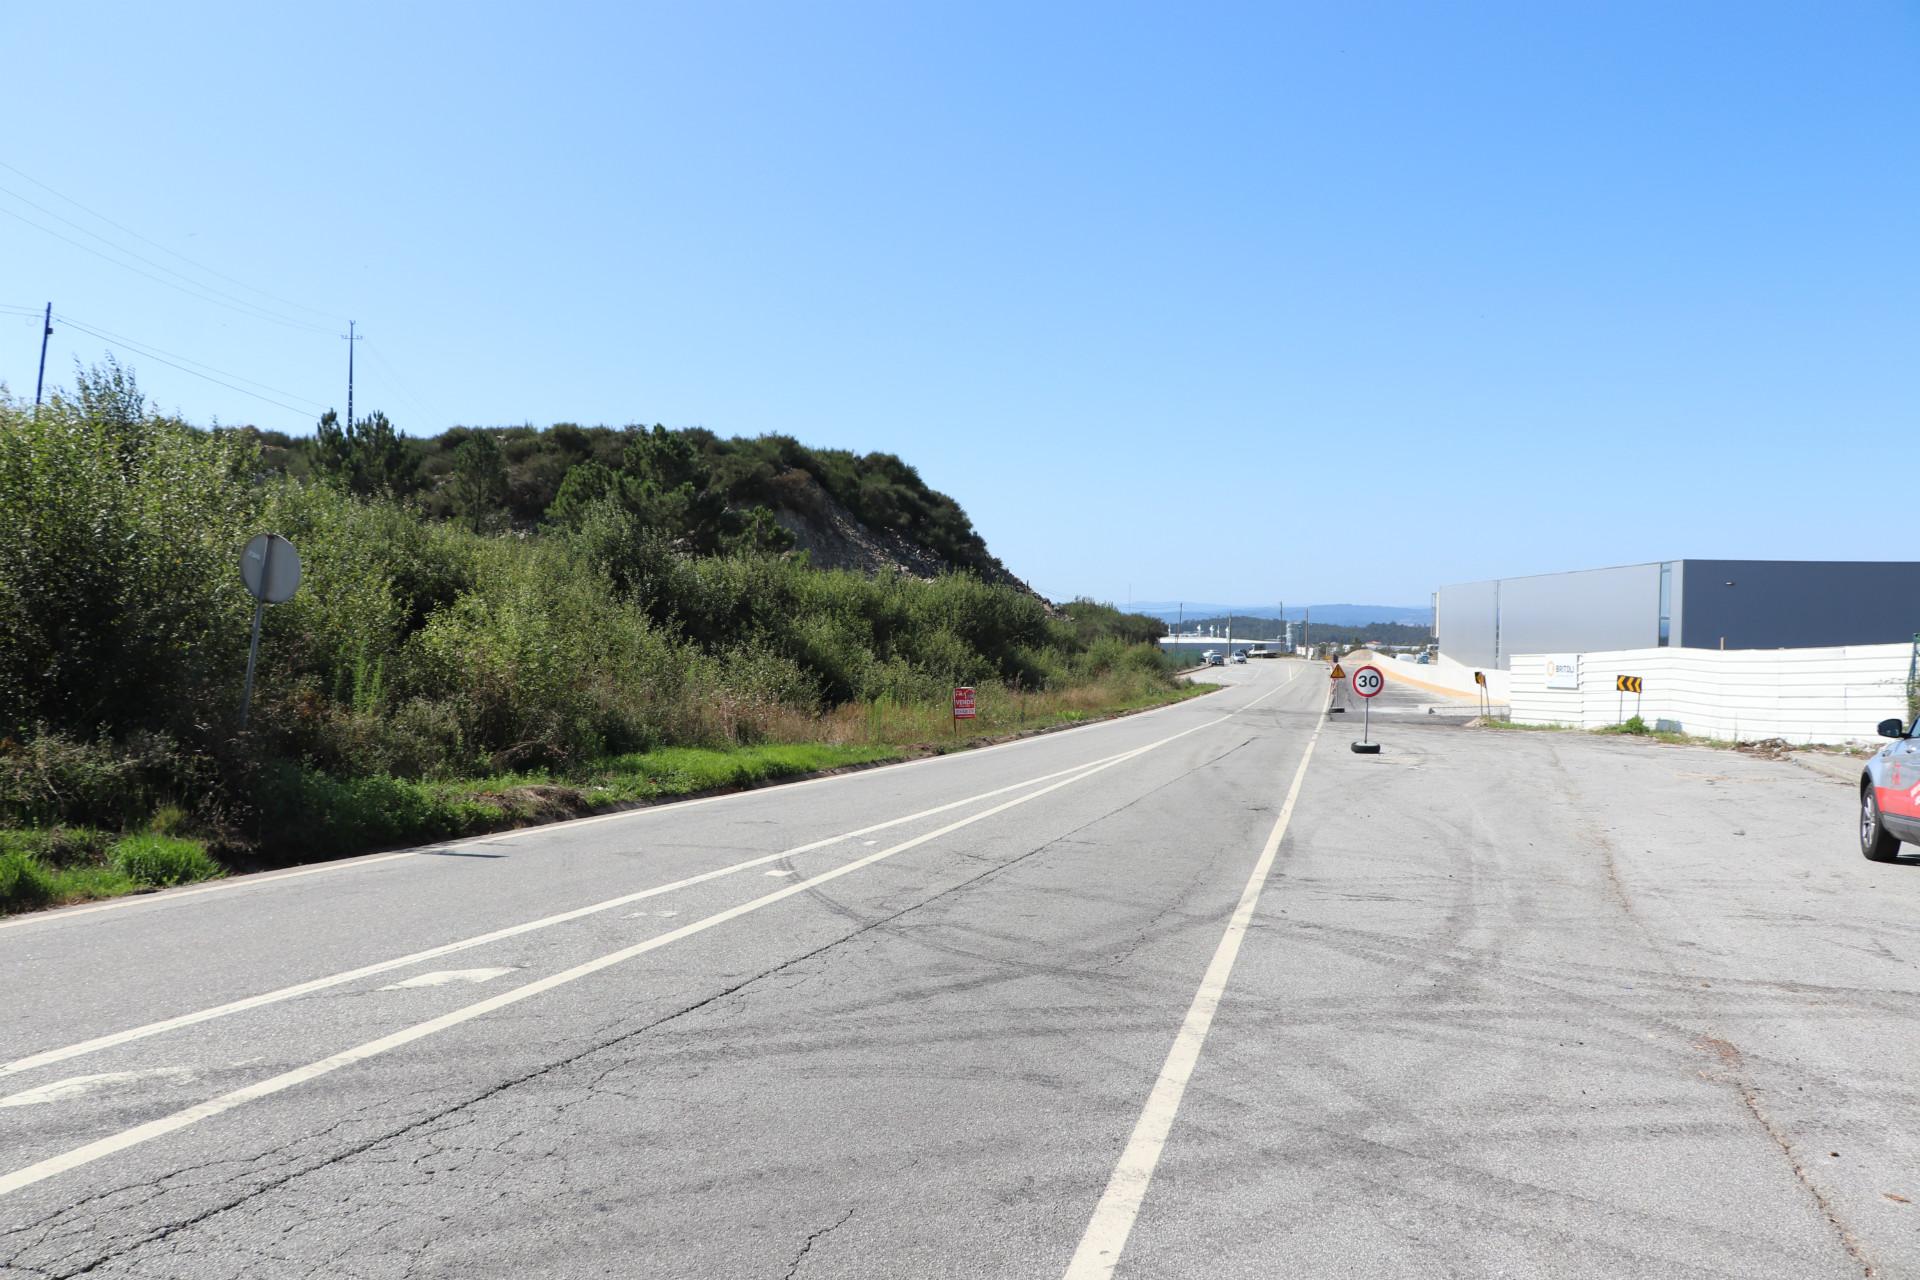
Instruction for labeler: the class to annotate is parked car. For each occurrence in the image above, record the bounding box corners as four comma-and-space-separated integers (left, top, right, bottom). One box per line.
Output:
1231, 651, 1248, 664
1860, 716, 1920, 861
1202, 650, 1225, 667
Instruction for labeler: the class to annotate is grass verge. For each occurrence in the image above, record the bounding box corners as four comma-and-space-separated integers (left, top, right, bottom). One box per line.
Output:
2, 675, 1211, 916
0, 828, 222, 915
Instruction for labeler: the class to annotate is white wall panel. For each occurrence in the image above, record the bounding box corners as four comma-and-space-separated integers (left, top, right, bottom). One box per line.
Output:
1508, 644, 1911, 744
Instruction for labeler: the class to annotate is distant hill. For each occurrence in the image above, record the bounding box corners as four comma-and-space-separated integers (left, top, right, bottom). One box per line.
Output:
1132, 602, 1432, 627
1175, 616, 1431, 645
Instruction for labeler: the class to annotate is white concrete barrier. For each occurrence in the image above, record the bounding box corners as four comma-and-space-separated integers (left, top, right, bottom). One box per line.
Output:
1353, 651, 1509, 704
1508, 644, 1912, 744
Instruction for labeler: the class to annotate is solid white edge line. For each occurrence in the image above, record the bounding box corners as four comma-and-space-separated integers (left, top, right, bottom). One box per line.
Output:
0, 670, 1255, 933
0, 742, 1147, 1081
2, 676, 1294, 1083
1061, 705, 1325, 1280
0, 687, 1270, 1199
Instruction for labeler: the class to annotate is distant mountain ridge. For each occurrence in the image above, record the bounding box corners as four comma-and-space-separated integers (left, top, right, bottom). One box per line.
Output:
1130, 602, 1433, 627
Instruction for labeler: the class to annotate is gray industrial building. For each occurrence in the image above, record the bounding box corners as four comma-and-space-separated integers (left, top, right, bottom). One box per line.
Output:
1436, 560, 1920, 670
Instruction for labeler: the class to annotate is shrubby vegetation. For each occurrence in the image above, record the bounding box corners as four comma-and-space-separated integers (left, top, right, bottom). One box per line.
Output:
252, 410, 1012, 580
0, 371, 1176, 907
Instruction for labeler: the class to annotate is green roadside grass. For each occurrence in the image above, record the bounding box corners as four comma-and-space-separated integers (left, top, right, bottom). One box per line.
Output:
1, 677, 1213, 917
1477, 716, 1726, 745
1474, 718, 1570, 732
1478, 715, 1869, 756
0, 829, 221, 915
253, 741, 911, 866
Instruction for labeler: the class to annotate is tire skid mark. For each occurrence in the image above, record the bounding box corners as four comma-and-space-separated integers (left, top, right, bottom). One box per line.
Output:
1546, 741, 1881, 1278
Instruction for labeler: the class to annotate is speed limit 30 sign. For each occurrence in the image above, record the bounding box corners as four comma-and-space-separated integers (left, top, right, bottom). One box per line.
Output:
1349, 664, 1384, 754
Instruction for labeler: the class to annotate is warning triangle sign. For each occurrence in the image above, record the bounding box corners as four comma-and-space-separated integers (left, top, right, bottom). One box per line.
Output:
1330, 663, 1346, 679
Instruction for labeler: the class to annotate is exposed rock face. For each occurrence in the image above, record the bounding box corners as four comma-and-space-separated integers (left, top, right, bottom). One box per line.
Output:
761, 470, 1038, 597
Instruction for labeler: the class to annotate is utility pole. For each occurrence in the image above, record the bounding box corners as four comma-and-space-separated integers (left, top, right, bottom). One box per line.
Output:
343, 320, 363, 431
32, 303, 51, 416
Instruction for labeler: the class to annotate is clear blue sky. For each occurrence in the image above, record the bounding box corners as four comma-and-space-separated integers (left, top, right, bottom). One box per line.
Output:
6, 2, 1916, 607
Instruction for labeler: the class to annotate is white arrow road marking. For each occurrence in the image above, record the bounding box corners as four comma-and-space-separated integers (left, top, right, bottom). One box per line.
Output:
0, 740, 1165, 1083
377, 968, 516, 990
2, 1068, 197, 1108
764, 868, 798, 877
0, 681, 1298, 1200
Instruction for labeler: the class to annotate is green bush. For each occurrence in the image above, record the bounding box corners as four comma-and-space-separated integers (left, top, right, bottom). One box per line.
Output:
0, 826, 111, 868
253, 762, 499, 861
0, 848, 56, 911
0, 382, 259, 739
109, 833, 221, 887
0, 730, 208, 829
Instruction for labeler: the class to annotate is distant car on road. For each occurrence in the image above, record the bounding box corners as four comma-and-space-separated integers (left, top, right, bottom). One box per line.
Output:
1201, 650, 1224, 666
1861, 716, 1920, 861
1230, 651, 1248, 664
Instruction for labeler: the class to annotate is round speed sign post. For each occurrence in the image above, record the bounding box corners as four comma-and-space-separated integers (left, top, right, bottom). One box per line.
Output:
1349, 663, 1384, 754
238, 533, 302, 728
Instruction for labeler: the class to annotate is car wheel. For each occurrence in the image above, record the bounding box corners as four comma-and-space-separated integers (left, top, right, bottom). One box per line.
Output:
1861, 785, 1902, 862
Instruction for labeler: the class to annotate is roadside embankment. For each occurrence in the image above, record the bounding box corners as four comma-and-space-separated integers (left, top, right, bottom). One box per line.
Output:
0, 675, 1215, 917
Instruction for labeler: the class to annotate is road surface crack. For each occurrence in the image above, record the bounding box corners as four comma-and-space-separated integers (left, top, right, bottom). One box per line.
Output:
781, 1207, 853, 1279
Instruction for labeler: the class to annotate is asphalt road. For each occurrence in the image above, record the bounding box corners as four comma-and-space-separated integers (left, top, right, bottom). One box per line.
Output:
1, 660, 1915, 1278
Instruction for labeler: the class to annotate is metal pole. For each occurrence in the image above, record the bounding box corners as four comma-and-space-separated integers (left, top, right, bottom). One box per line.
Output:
1362, 695, 1370, 744
240, 601, 266, 727
238, 537, 274, 727
32, 303, 51, 415
346, 320, 357, 432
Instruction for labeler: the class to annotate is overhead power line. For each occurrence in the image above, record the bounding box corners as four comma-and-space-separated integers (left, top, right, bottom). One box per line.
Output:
0, 182, 342, 335
54, 312, 328, 411
54, 313, 325, 418
0, 159, 341, 322
362, 340, 439, 430
0, 205, 338, 337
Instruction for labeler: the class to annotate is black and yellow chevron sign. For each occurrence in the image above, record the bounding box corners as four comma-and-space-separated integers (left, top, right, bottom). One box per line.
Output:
1616, 675, 1643, 694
